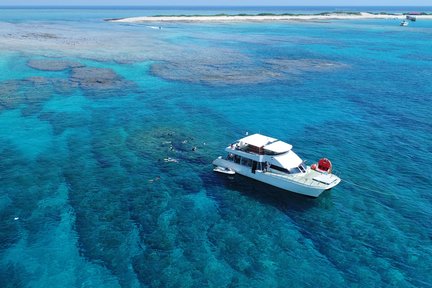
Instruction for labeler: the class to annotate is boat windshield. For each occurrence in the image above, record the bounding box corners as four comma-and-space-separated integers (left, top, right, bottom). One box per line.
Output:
290, 164, 306, 174
299, 163, 306, 173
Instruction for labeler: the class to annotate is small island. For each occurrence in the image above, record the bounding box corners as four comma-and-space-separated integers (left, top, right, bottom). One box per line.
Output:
107, 12, 432, 23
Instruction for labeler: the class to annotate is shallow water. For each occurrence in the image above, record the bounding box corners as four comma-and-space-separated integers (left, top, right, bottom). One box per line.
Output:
0, 7, 431, 288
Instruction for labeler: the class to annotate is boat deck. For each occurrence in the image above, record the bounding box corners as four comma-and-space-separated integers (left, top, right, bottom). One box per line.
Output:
264, 169, 334, 188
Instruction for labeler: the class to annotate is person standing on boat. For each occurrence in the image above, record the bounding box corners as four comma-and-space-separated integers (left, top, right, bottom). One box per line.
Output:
264, 161, 270, 172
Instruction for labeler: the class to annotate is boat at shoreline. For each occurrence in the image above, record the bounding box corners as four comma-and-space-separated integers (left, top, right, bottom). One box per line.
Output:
212, 133, 341, 198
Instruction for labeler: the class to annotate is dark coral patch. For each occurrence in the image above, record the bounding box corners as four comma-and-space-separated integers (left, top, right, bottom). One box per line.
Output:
71, 67, 135, 98
0, 80, 22, 110
0, 76, 78, 115
0, 77, 53, 112
39, 112, 90, 135
151, 58, 348, 86
27, 59, 84, 71
263, 58, 348, 74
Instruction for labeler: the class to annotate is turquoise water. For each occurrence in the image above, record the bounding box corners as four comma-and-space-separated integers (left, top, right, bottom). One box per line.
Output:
0, 7, 431, 288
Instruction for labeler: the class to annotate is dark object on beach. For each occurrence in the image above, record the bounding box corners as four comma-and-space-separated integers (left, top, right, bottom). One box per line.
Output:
104, 18, 124, 21
406, 15, 417, 21
405, 12, 425, 15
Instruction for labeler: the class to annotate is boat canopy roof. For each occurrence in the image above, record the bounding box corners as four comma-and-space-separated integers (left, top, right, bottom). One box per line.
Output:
264, 141, 293, 154
238, 133, 292, 154
239, 134, 276, 147
271, 150, 302, 169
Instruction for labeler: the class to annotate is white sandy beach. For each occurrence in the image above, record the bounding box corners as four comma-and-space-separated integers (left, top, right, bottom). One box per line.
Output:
110, 12, 432, 23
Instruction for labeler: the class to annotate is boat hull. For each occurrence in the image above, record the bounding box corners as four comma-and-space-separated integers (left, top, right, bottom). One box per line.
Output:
213, 158, 339, 198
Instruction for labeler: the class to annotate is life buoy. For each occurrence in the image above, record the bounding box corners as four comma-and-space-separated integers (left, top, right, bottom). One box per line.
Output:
317, 158, 332, 173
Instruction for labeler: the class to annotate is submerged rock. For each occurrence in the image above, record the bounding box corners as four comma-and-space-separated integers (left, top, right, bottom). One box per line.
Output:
27, 59, 84, 71
0, 80, 21, 110
151, 61, 278, 86
62, 132, 143, 287
21, 32, 59, 40
263, 58, 348, 74
71, 67, 135, 98
151, 57, 347, 86
39, 112, 90, 135
0, 77, 53, 113
0, 75, 80, 115
1, 64, 135, 112
126, 126, 205, 162
51, 78, 79, 94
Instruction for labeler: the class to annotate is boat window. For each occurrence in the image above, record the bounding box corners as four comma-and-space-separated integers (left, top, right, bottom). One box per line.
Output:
226, 153, 234, 161
290, 167, 301, 174
270, 164, 290, 174
246, 145, 264, 155
234, 155, 240, 164
298, 164, 306, 173
257, 162, 263, 170
241, 158, 252, 167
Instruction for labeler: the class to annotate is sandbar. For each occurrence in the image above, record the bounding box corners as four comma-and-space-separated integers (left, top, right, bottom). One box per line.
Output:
109, 12, 432, 23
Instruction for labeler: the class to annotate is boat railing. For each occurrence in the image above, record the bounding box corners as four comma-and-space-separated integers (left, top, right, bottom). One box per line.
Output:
239, 145, 263, 155
331, 169, 341, 179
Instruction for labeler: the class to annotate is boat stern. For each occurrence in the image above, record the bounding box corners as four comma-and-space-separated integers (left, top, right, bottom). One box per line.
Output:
312, 172, 341, 190
212, 156, 224, 166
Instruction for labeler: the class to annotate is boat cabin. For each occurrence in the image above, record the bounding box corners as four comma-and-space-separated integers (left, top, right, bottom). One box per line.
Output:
213, 133, 341, 197
225, 133, 306, 174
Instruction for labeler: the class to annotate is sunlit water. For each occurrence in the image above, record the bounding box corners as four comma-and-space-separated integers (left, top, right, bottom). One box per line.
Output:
0, 7, 431, 288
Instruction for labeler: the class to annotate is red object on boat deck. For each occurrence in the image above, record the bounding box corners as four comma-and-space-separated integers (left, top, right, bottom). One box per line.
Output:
311, 164, 317, 170
317, 158, 332, 172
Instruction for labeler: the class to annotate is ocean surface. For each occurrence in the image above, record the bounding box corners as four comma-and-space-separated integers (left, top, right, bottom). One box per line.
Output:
0, 6, 431, 288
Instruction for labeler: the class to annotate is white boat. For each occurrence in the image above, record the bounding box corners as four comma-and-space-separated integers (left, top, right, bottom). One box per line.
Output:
400, 20, 409, 26
213, 166, 236, 175
212, 133, 341, 198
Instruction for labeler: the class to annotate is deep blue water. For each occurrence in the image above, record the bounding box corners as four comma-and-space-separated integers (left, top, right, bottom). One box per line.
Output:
0, 7, 431, 288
